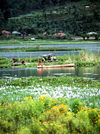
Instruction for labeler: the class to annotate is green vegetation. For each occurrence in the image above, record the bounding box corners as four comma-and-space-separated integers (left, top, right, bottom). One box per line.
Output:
0, 47, 83, 52
0, 95, 100, 134
0, 51, 100, 68
0, 76, 100, 133
0, 37, 100, 47
0, 39, 100, 46
7, 0, 100, 36
0, 57, 11, 68
0, 0, 100, 37
0, 76, 100, 105
0, 1, 100, 133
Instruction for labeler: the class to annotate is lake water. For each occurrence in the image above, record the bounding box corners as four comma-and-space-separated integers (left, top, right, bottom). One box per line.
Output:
0, 66, 100, 80
0, 43, 100, 58
0, 43, 100, 80
0, 43, 100, 52
43, 43, 100, 52
0, 51, 79, 58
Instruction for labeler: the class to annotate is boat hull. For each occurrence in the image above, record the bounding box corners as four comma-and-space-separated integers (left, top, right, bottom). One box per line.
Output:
37, 64, 74, 69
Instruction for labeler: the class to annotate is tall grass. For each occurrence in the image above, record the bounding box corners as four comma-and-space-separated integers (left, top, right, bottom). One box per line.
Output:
79, 51, 100, 62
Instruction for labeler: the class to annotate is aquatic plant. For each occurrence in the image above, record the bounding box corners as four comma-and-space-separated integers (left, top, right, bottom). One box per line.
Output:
0, 76, 100, 108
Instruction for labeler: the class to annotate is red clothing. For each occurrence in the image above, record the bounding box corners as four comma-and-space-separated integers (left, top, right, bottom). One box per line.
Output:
38, 62, 42, 66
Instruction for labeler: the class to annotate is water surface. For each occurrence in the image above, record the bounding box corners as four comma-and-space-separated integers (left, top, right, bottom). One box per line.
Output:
0, 43, 100, 52
0, 43, 100, 58
0, 51, 79, 58
0, 66, 100, 80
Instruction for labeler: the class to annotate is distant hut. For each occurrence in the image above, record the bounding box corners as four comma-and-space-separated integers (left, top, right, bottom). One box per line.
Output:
12, 31, 21, 36
1, 30, 11, 35
87, 32, 98, 40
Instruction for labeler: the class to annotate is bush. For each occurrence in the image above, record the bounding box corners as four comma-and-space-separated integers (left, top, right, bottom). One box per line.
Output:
0, 96, 100, 134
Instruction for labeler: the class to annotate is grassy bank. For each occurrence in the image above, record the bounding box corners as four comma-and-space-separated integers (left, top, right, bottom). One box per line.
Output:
0, 47, 83, 52
0, 39, 100, 46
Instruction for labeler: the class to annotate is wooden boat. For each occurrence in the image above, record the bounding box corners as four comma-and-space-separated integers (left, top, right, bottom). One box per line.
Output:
12, 63, 22, 66
37, 64, 74, 69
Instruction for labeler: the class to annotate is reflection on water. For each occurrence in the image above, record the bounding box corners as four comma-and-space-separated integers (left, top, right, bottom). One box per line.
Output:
0, 66, 100, 80
37, 67, 75, 77
75, 66, 100, 80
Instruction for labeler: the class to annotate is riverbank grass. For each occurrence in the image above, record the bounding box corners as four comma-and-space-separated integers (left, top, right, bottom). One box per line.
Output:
0, 39, 100, 46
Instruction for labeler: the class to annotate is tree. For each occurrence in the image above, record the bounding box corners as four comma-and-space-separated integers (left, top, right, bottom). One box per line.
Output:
0, 10, 5, 31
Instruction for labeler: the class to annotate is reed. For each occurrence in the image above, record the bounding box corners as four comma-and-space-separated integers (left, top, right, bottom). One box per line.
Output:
79, 51, 100, 62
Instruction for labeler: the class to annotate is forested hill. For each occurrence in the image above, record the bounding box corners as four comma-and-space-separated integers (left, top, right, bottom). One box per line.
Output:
0, 0, 100, 36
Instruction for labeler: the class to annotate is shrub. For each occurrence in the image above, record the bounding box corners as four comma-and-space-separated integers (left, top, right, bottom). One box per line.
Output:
69, 99, 84, 113
0, 96, 100, 134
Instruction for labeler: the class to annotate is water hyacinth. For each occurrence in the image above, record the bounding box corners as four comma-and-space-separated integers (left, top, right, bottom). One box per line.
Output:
0, 84, 100, 107
0, 76, 100, 106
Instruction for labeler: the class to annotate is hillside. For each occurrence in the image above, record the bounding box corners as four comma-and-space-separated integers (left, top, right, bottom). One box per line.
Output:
0, 0, 100, 36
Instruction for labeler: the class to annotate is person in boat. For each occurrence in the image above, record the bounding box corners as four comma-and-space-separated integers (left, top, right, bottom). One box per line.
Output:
12, 58, 18, 63
38, 60, 43, 67
42, 57, 45, 62
21, 60, 26, 64
48, 55, 52, 61
53, 55, 58, 61
44, 56, 47, 61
